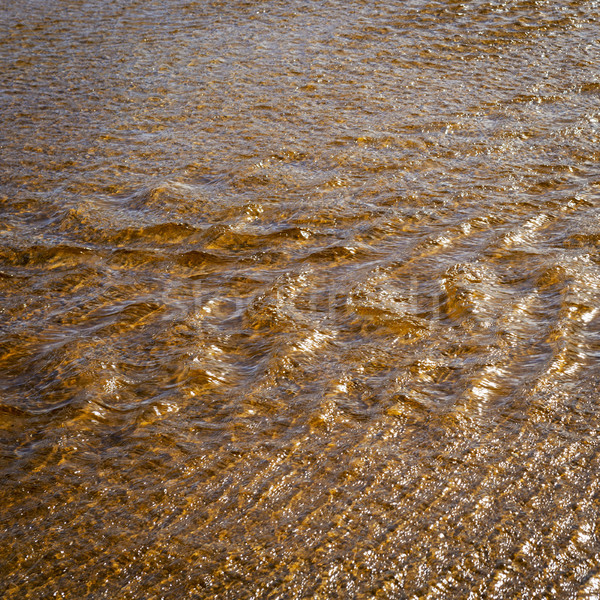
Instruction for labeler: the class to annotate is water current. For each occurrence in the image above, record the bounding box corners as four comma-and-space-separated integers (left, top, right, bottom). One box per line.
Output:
2, 1, 600, 598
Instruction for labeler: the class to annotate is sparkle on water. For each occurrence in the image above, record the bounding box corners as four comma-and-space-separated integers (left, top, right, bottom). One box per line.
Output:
2, 1, 600, 598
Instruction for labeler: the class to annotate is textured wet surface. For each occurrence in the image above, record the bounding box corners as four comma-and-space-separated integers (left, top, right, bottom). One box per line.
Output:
2, 1, 600, 598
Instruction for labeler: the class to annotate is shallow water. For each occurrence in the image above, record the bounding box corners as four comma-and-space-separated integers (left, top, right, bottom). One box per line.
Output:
2, 1, 600, 598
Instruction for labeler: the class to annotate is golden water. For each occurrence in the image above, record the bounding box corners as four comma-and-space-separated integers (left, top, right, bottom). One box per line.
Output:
2, 1, 600, 598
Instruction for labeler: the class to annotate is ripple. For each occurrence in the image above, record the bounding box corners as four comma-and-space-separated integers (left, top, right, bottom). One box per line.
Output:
2, 0, 600, 598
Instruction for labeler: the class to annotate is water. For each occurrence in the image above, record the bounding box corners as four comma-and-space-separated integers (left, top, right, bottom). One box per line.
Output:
2, 1, 600, 598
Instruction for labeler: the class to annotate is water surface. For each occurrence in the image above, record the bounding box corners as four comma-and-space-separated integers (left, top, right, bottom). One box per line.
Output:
2, 1, 600, 598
